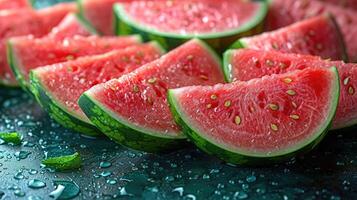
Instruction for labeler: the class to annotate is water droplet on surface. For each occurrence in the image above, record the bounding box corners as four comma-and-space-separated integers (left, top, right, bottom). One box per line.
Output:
100, 171, 112, 177
246, 175, 256, 183
233, 191, 248, 199
27, 195, 43, 200
14, 189, 26, 197
106, 179, 117, 185
51, 180, 80, 200
99, 161, 112, 168
14, 151, 31, 160
28, 179, 46, 189
172, 187, 184, 196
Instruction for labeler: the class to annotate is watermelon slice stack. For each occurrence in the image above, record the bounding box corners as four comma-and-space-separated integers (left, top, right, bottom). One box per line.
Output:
1, 0, 357, 164
0, 2, 77, 86
266, 0, 357, 62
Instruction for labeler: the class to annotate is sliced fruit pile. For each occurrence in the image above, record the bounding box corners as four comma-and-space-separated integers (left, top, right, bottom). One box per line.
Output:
1, 0, 357, 165
266, 0, 357, 62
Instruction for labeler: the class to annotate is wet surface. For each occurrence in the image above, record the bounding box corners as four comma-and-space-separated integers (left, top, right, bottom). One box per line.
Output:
0, 0, 356, 199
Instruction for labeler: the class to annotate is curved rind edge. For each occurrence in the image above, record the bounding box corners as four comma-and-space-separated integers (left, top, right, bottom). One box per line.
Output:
29, 71, 102, 137
78, 93, 188, 153
222, 50, 235, 83
113, 1, 268, 51
76, 0, 104, 35
167, 67, 340, 165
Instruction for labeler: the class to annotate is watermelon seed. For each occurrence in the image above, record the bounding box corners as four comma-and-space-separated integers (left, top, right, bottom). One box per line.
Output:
272, 43, 279, 50
279, 62, 287, 69
121, 56, 130, 62
292, 102, 298, 108
286, 89, 296, 96
224, 101, 231, 107
133, 85, 140, 93
234, 116, 241, 125
343, 77, 350, 86
148, 78, 157, 84
210, 94, 217, 100
308, 30, 315, 36
200, 75, 208, 80
290, 114, 300, 120
316, 43, 323, 51
269, 104, 279, 111
206, 104, 212, 109
348, 86, 354, 95
265, 60, 274, 66
270, 123, 278, 132
66, 55, 74, 61
187, 55, 194, 60
283, 78, 293, 84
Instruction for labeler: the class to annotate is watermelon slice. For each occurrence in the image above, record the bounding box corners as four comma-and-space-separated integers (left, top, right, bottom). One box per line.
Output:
0, 0, 31, 10
168, 67, 340, 164
7, 35, 142, 90
78, 39, 225, 152
267, 0, 357, 62
78, 0, 128, 35
232, 14, 348, 62
0, 2, 77, 87
114, 0, 268, 50
30, 42, 164, 136
224, 49, 357, 129
48, 13, 97, 39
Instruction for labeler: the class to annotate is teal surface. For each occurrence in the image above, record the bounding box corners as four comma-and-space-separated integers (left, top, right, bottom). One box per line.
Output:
0, 0, 357, 199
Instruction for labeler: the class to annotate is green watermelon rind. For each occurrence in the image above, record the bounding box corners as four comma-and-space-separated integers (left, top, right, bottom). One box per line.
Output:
78, 94, 188, 153
113, 1, 268, 50
76, 0, 103, 35
27, 41, 165, 137
73, 12, 100, 35
222, 50, 236, 83
230, 14, 349, 62
29, 72, 102, 137
168, 67, 340, 165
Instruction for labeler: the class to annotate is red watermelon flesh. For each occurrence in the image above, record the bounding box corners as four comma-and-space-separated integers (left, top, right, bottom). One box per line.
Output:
0, 0, 31, 10
31, 42, 163, 122
0, 3, 77, 86
47, 13, 93, 39
318, 0, 357, 10
225, 49, 357, 129
234, 14, 347, 61
120, 0, 264, 35
79, 0, 133, 35
8, 35, 141, 88
84, 39, 225, 137
168, 67, 339, 159
267, 0, 357, 62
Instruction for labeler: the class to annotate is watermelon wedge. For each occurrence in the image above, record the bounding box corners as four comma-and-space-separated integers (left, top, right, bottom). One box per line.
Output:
30, 42, 164, 136
79, 39, 225, 152
114, 0, 268, 50
0, 2, 77, 87
7, 35, 142, 90
168, 67, 340, 164
267, 0, 357, 62
48, 13, 97, 39
0, 0, 31, 10
232, 14, 348, 62
224, 49, 357, 130
78, 0, 127, 35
